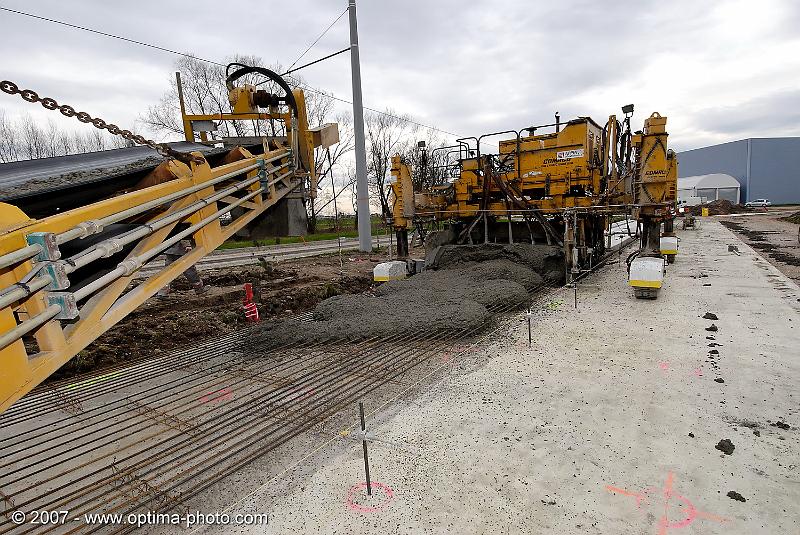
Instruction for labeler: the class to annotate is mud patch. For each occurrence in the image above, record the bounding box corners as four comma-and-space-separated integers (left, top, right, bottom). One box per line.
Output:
768, 251, 800, 266
781, 211, 800, 224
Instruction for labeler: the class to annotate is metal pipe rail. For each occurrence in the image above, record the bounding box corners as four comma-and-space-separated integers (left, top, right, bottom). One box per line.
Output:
0, 187, 265, 353
0, 168, 273, 311
0, 145, 303, 413
0, 158, 271, 271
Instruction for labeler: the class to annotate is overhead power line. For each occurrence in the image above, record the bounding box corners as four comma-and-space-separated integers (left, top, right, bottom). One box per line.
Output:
0, 6, 226, 67
0, 5, 464, 139
281, 47, 351, 76
286, 8, 348, 72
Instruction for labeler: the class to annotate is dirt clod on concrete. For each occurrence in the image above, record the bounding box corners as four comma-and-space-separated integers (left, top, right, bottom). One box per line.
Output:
248, 246, 559, 349
727, 490, 747, 502
703, 312, 718, 320
715, 438, 735, 455
705, 324, 718, 332
714, 378, 725, 383
772, 421, 791, 430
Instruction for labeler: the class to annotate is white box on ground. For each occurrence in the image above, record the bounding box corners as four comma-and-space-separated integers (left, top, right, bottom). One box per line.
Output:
374, 261, 408, 282
660, 236, 678, 255
628, 257, 665, 288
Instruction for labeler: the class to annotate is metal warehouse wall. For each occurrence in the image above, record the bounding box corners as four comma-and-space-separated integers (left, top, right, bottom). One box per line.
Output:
677, 140, 749, 199
749, 138, 800, 204
678, 138, 800, 203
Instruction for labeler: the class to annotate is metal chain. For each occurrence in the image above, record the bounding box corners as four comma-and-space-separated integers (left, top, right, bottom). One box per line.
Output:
0, 80, 203, 164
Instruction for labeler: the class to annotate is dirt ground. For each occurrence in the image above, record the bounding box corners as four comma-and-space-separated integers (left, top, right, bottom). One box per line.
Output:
717, 209, 800, 282
46, 249, 403, 382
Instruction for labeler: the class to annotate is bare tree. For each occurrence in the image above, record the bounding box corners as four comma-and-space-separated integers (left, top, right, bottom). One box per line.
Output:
0, 109, 138, 162
307, 109, 356, 231
20, 114, 48, 160
0, 110, 19, 163
401, 131, 453, 191
365, 108, 417, 219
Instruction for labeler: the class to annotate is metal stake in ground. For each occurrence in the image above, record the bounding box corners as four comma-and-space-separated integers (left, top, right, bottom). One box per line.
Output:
359, 401, 372, 495
526, 307, 532, 347
574, 282, 578, 309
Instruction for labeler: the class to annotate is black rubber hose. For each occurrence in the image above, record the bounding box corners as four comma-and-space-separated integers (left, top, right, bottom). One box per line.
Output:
225, 62, 252, 78
625, 249, 639, 273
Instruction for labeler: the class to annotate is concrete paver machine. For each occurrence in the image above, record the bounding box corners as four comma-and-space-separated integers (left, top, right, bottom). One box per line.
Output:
390, 106, 678, 296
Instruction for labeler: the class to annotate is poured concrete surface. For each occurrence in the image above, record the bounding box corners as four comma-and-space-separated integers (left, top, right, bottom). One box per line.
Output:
232, 220, 799, 534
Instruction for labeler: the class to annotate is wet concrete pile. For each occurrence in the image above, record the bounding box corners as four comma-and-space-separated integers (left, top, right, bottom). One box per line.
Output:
248, 244, 563, 349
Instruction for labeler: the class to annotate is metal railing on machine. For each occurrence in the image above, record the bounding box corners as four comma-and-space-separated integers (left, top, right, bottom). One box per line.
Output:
0, 147, 298, 413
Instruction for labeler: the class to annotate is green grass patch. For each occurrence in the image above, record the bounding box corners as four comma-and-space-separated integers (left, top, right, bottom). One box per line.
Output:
218, 230, 362, 249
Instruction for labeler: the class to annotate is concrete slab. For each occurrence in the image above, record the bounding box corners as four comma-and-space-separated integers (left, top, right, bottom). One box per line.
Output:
239, 220, 799, 534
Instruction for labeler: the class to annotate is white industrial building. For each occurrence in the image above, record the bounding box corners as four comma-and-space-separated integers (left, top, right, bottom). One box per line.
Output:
677, 173, 740, 205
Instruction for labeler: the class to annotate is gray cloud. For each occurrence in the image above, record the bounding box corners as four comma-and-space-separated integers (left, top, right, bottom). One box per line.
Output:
693, 90, 800, 138
1, 0, 798, 152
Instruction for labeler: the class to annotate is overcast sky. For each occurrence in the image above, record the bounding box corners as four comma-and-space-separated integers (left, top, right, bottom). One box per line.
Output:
1, 0, 799, 153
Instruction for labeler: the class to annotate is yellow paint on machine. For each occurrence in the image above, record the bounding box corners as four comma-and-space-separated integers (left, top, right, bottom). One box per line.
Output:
628, 279, 663, 288
373, 276, 406, 282
661, 249, 678, 255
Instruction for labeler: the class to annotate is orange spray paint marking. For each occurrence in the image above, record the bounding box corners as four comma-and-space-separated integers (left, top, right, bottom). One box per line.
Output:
606, 472, 728, 534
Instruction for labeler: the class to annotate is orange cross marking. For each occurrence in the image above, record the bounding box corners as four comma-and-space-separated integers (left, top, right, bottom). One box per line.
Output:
606, 472, 728, 534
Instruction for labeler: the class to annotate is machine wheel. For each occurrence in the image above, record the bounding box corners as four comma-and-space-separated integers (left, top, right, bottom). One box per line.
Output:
666, 254, 676, 264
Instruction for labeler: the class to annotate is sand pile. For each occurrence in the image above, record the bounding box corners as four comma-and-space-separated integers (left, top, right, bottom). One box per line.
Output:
246, 244, 563, 349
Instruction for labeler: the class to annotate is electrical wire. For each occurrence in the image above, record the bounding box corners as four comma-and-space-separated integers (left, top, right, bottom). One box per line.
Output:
0, 5, 464, 140
280, 47, 351, 76
0, 6, 226, 67
285, 7, 348, 72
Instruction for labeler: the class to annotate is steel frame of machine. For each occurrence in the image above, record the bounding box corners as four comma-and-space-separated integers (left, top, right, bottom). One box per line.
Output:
389, 108, 678, 285
0, 65, 339, 413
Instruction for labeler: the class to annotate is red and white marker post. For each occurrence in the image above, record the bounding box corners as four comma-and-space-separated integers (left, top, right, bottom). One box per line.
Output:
242, 283, 260, 322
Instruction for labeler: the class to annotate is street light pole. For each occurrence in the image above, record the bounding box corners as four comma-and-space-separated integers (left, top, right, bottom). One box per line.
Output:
348, 0, 372, 252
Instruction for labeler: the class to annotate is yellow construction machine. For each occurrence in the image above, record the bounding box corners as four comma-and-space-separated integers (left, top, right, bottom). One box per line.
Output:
389, 105, 678, 297
0, 66, 338, 413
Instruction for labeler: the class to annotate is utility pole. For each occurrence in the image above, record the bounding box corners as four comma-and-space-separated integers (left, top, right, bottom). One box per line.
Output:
349, 0, 372, 252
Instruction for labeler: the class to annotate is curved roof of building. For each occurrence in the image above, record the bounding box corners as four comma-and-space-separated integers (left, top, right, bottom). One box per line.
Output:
678, 173, 740, 190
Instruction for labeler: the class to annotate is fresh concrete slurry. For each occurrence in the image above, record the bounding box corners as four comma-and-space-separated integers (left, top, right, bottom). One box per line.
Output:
226, 220, 798, 534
